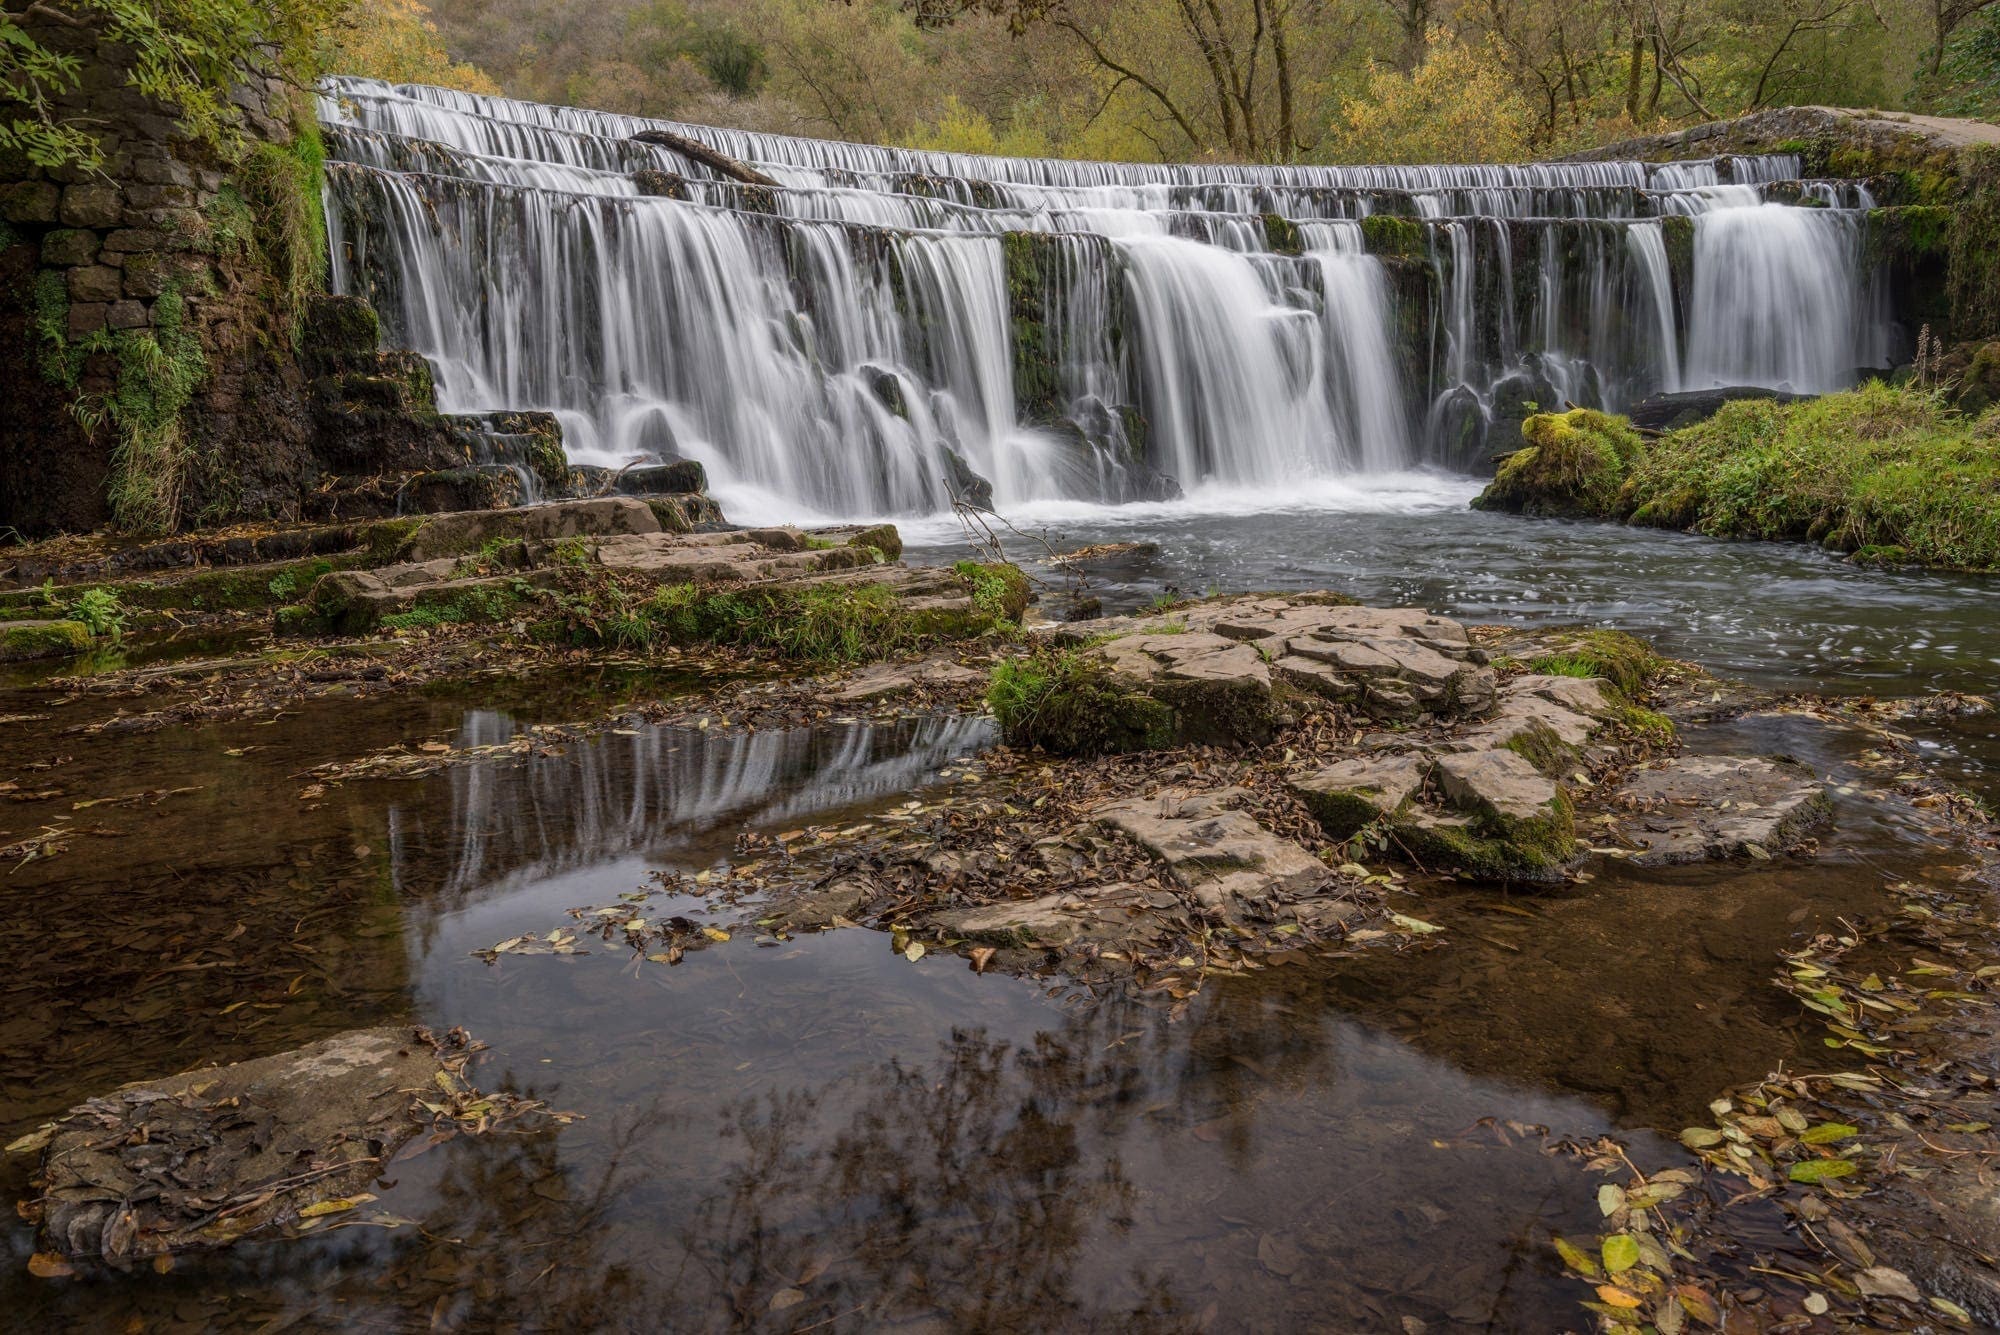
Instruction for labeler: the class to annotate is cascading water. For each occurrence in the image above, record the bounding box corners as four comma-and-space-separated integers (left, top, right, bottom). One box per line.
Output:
319, 76, 1897, 520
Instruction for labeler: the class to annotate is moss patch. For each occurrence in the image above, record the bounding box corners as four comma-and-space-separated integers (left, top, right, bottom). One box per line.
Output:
1473, 408, 1644, 517
1528, 630, 1666, 700
1617, 383, 2000, 571
988, 648, 1176, 756
0, 621, 92, 661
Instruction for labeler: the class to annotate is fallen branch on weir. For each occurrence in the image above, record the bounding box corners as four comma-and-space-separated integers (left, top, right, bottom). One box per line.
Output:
631, 129, 779, 188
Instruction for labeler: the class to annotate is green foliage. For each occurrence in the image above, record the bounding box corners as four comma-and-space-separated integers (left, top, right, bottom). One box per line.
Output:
1474, 409, 1643, 518
239, 126, 330, 333
2, 0, 355, 171
1618, 382, 2000, 571
1529, 630, 1666, 699
67, 587, 127, 638
987, 647, 1175, 756
79, 284, 209, 535
952, 560, 1028, 626
268, 559, 335, 600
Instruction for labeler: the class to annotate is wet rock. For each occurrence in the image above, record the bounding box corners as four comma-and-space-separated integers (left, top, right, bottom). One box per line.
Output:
774, 876, 872, 930
1394, 751, 1577, 883
932, 884, 1168, 951
31, 1028, 445, 1260
615, 460, 707, 496
403, 497, 662, 561
1095, 789, 1327, 916
1612, 755, 1831, 864
1290, 753, 1431, 838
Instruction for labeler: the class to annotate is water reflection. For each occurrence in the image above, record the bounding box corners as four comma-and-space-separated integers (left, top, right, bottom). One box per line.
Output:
5, 930, 1657, 1331
389, 713, 994, 900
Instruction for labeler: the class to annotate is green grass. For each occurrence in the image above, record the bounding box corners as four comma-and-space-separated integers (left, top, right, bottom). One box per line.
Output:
1619, 382, 2000, 570
1528, 630, 1666, 700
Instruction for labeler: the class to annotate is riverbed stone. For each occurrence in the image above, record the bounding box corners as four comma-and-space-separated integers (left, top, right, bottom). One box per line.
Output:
1095, 788, 1326, 915
401, 497, 663, 561
1612, 755, 1832, 864
32, 1028, 445, 1260
1290, 753, 1431, 838
1394, 750, 1577, 882
1040, 597, 1498, 751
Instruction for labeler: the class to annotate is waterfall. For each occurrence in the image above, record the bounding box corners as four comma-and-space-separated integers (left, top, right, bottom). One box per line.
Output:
319, 76, 1893, 519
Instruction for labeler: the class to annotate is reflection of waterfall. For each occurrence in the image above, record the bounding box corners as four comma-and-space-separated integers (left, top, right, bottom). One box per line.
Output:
320, 77, 1891, 512
389, 713, 994, 899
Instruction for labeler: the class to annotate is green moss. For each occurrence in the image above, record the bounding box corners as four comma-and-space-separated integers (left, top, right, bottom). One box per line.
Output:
1608, 705, 1676, 745
987, 648, 1176, 756
1951, 146, 2000, 341
1262, 213, 1302, 256
848, 523, 902, 562
1616, 382, 2000, 571
1360, 214, 1425, 260
1500, 719, 1577, 776
1528, 630, 1665, 700
362, 516, 424, 564
1394, 792, 1577, 883
0, 620, 92, 661
953, 560, 1030, 625
1001, 230, 1062, 422
1473, 408, 1644, 517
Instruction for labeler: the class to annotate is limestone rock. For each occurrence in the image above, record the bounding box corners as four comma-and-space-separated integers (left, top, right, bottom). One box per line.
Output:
1290, 753, 1431, 838
830, 658, 987, 704
1095, 789, 1326, 914
1, 619, 92, 661
1394, 750, 1577, 883
33, 1028, 446, 1260
1613, 755, 1831, 864
1048, 597, 1497, 743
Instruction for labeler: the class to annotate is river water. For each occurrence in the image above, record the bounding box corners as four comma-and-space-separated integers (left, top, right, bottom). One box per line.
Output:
2, 502, 1995, 1331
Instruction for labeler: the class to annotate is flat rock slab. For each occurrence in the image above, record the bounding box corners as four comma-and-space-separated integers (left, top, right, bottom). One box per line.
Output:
933, 883, 1167, 951
33, 1027, 444, 1260
1051, 597, 1497, 736
1290, 753, 1431, 838
1095, 789, 1326, 914
1614, 755, 1832, 865
830, 658, 989, 704
1435, 749, 1564, 825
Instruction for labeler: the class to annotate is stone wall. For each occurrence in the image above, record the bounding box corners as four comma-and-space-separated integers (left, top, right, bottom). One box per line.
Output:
0, 14, 501, 541
0, 16, 331, 538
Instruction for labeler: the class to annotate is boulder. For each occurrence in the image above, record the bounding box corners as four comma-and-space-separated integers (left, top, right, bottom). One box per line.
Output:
616, 460, 707, 496
1290, 753, 1431, 838
402, 497, 662, 561
1612, 755, 1831, 864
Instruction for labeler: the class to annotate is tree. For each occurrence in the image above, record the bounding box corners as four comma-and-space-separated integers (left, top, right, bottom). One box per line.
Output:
326, 0, 500, 93
1323, 27, 1538, 162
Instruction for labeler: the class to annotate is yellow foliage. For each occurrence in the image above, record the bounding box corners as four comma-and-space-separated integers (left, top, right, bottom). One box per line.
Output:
903, 96, 1053, 159
1321, 29, 1537, 165
328, 0, 500, 94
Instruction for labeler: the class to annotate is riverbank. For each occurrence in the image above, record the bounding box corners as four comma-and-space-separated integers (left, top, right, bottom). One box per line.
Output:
1474, 383, 2000, 572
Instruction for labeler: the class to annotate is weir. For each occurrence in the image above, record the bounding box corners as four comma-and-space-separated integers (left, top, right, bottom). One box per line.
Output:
318, 76, 1898, 520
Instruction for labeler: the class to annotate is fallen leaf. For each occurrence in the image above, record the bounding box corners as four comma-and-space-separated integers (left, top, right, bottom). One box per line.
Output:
1855, 1267, 1920, 1303
769, 1288, 805, 1312
1789, 1158, 1857, 1184
299, 1193, 376, 1219
1602, 1234, 1640, 1274
1595, 1285, 1642, 1309
27, 1252, 73, 1279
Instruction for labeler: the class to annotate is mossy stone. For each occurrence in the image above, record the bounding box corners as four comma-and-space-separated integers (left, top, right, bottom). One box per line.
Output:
0, 620, 92, 661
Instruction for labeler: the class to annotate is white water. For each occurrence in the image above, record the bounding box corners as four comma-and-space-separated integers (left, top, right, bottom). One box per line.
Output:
319, 76, 1897, 520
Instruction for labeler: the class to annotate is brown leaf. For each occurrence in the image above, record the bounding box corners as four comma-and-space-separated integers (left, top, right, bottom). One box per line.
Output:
28, 1252, 73, 1279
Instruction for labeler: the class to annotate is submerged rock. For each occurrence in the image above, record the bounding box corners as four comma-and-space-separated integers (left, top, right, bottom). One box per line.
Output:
1612, 755, 1832, 864
0, 618, 92, 662
29, 1028, 449, 1260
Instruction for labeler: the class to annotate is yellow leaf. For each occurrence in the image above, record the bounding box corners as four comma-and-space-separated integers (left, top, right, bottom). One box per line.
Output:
1596, 1285, 1643, 1309
299, 1193, 376, 1219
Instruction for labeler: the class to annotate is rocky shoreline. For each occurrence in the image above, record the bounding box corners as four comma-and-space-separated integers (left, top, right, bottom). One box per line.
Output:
4, 499, 1999, 1332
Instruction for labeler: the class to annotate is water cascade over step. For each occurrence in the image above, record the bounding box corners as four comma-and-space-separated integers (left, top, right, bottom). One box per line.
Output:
318, 77, 1896, 520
